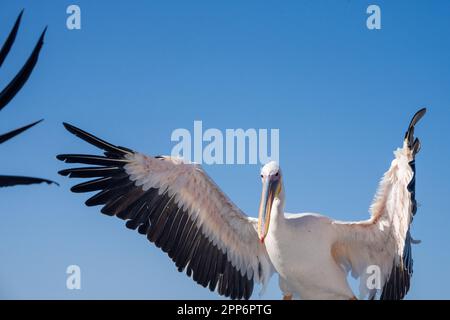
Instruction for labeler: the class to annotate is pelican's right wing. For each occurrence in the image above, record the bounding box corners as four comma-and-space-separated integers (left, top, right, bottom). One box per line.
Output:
57, 123, 273, 300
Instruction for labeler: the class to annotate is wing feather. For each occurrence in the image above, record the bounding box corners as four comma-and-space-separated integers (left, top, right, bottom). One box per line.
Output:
333, 108, 426, 300
58, 123, 273, 299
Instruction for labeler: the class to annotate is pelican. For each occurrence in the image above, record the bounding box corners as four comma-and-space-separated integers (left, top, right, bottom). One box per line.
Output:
57, 108, 426, 300
0, 10, 55, 187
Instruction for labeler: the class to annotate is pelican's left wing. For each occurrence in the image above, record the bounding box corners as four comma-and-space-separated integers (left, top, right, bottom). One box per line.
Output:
333, 108, 426, 300
57, 123, 273, 300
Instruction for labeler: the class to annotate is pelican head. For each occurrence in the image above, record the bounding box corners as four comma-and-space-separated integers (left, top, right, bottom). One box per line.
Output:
258, 161, 283, 243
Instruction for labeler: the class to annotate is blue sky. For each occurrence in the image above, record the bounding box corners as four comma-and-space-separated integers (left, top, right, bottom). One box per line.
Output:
0, 0, 449, 299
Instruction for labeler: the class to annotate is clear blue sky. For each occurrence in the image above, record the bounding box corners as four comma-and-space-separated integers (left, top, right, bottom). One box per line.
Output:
0, 0, 449, 299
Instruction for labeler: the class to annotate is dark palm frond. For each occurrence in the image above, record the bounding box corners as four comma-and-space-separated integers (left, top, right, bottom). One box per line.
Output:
0, 16, 46, 111
0, 10, 56, 188
0, 9, 23, 68
0, 175, 57, 188
0, 119, 42, 145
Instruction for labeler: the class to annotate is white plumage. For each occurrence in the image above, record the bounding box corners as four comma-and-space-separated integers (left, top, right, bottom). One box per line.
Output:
125, 153, 273, 287
58, 108, 426, 300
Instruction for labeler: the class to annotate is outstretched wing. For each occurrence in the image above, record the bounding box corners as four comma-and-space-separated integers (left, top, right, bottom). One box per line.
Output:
57, 123, 273, 300
333, 108, 426, 300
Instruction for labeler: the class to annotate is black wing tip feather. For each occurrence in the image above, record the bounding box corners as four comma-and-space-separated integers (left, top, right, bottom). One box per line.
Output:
56, 154, 68, 162
62, 122, 85, 137
409, 108, 427, 129
60, 122, 133, 155
407, 108, 427, 137
405, 108, 427, 156
62, 122, 81, 136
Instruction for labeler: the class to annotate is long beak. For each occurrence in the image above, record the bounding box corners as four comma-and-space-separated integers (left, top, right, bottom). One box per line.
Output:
258, 177, 277, 243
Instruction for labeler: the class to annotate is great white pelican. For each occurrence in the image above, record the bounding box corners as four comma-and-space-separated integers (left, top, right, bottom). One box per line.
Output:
57, 108, 426, 300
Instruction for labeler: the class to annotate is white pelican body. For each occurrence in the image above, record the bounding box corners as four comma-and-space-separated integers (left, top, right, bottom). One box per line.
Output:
266, 212, 354, 299
58, 108, 426, 300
